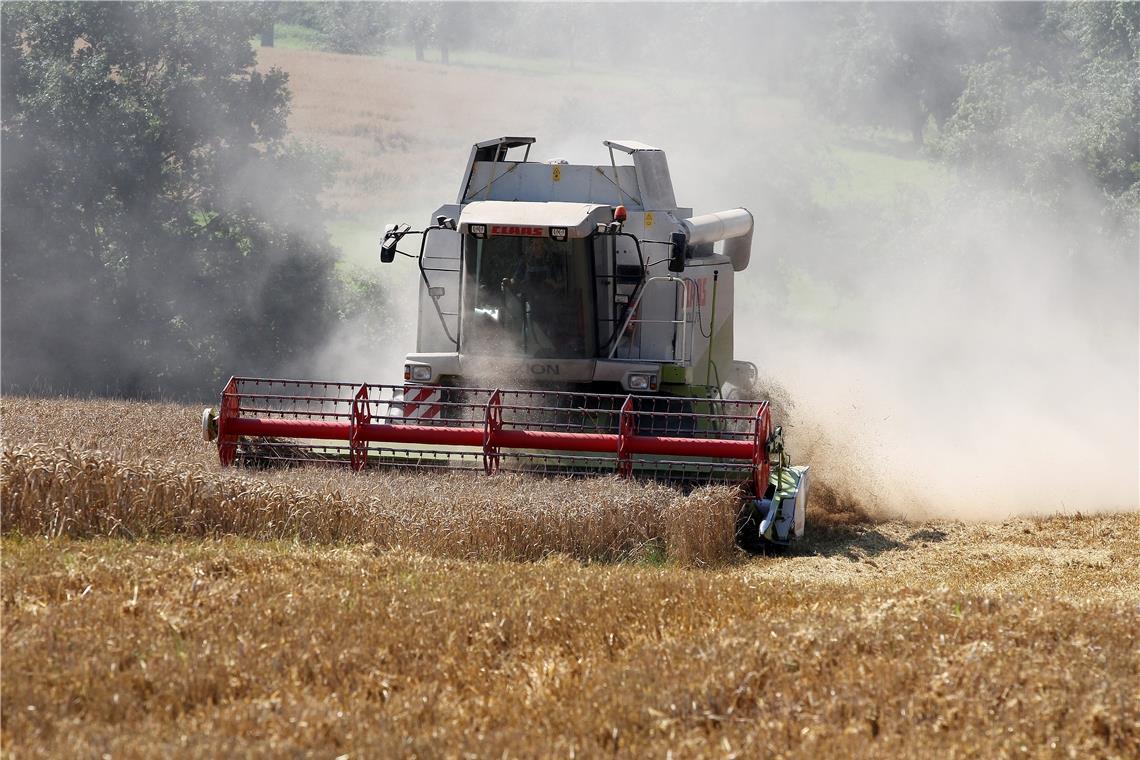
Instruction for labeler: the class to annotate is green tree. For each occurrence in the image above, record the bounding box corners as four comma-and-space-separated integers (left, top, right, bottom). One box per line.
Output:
936, 1, 1139, 222
818, 3, 999, 145
1, 2, 337, 398
314, 2, 386, 55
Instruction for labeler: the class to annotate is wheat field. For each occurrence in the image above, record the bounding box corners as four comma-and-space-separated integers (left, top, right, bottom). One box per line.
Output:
3, 395, 1138, 757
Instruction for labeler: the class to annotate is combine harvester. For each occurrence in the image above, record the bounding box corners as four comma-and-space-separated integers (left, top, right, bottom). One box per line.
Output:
203, 137, 808, 548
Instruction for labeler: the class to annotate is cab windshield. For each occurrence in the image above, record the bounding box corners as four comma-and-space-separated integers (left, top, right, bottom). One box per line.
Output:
462, 235, 595, 359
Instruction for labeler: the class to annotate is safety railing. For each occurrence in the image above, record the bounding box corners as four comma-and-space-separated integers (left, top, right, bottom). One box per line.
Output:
607, 276, 695, 365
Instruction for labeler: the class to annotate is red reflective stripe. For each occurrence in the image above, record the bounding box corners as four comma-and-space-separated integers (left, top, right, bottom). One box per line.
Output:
402, 386, 440, 418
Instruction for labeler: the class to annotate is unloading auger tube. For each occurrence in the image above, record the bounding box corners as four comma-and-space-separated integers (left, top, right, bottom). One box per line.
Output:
202, 377, 810, 546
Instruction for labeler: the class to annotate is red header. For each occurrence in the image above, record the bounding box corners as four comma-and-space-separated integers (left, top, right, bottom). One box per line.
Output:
490, 225, 545, 237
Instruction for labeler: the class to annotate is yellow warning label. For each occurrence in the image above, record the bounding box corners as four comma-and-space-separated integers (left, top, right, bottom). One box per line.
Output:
552, 165, 561, 182
644, 211, 654, 227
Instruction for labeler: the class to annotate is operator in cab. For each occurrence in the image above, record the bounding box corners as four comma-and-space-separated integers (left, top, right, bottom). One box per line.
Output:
507, 238, 564, 294
500, 238, 565, 355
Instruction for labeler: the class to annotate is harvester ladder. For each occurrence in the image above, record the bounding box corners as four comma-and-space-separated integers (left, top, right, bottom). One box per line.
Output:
607, 276, 695, 364
594, 265, 642, 357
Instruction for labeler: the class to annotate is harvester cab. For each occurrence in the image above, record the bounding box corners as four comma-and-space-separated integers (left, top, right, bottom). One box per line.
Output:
383, 137, 757, 398
203, 137, 809, 549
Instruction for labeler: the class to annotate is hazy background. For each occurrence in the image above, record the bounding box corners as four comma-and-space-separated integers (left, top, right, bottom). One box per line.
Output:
3, 2, 1136, 516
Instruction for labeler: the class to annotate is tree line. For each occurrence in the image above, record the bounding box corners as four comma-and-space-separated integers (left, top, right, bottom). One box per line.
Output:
810, 2, 1138, 225
274, 1, 1138, 218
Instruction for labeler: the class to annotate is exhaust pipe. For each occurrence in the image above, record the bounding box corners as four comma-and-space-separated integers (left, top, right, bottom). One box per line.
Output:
680, 208, 753, 272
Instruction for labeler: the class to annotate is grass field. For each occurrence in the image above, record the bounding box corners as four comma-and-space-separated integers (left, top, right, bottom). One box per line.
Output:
4, 45, 1138, 757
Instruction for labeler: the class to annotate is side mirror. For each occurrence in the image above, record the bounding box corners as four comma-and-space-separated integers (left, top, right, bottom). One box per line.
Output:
380, 223, 411, 263
668, 231, 687, 273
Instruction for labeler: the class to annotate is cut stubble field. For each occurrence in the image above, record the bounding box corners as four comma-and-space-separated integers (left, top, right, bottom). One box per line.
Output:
2, 396, 1138, 757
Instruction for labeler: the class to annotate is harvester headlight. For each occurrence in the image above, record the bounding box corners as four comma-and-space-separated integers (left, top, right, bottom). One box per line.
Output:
469, 224, 487, 239
627, 373, 653, 391
410, 364, 432, 382
549, 226, 568, 242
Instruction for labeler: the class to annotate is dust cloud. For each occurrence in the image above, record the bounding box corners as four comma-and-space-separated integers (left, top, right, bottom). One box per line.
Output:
298, 4, 1137, 518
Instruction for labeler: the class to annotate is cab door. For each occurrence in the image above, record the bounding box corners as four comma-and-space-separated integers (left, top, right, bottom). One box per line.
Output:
417, 204, 462, 352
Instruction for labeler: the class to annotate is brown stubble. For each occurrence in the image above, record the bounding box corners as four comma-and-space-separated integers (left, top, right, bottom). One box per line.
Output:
3, 537, 1137, 758
251, 47, 805, 219
254, 47, 585, 217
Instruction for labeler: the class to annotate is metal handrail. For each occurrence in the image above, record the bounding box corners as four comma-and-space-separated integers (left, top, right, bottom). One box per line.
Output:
606, 275, 694, 364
